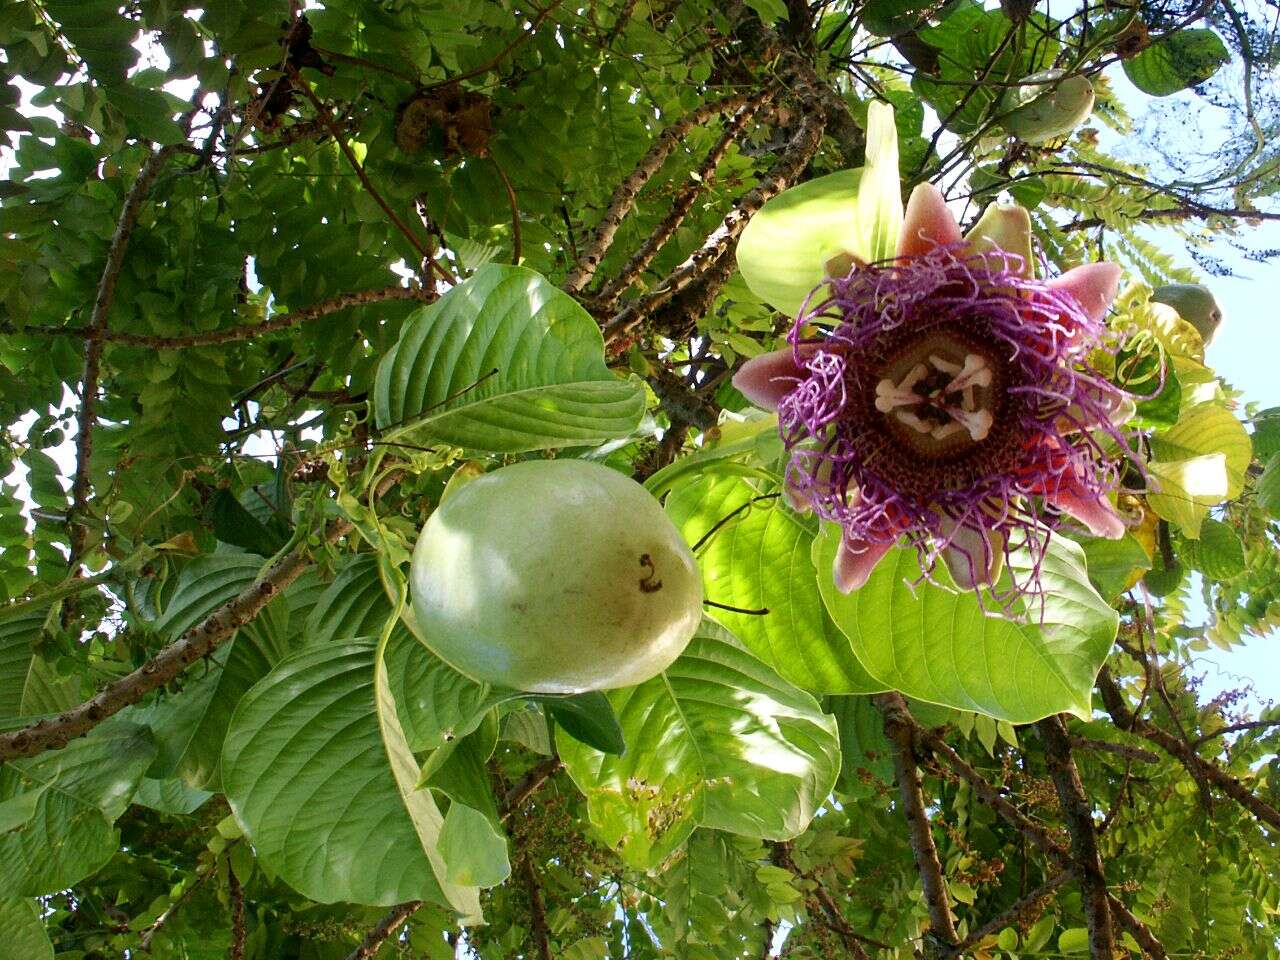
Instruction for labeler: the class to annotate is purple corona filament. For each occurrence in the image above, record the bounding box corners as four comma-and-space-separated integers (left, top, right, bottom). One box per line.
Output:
744, 240, 1141, 612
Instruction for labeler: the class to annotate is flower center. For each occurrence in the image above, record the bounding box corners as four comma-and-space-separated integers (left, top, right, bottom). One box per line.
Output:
873, 330, 1001, 460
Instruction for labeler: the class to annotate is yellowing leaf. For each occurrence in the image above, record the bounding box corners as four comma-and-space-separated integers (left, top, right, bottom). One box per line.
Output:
1147, 454, 1228, 538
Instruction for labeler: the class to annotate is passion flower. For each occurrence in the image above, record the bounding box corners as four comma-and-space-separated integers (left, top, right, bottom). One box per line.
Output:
733, 184, 1137, 601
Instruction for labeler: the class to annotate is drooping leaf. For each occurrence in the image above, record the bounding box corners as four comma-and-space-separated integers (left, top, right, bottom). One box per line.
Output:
0, 898, 52, 960
372, 264, 645, 451
1185, 518, 1246, 579
666, 473, 884, 694
1147, 402, 1251, 538
221, 639, 460, 909
0, 720, 154, 896
0, 606, 76, 722
540, 691, 627, 755
1077, 533, 1152, 601
1257, 452, 1280, 518
559, 620, 840, 868
736, 169, 864, 317
813, 525, 1118, 721
1123, 29, 1230, 97
207, 488, 288, 557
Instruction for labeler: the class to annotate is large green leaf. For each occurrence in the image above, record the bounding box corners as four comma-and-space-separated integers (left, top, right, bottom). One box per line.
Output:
1148, 401, 1251, 538
813, 526, 1118, 721
372, 264, 645, 451
222, 639, 457, 908
1123, 29, 1230, 97
0, 606, 76, 723
666, 473, 883, 694
372, 596, 486, 921
559, 621, 840, 869
0, 898, 52, 960
736, 169, 864, 317
143, 554, 293, 789
307, 556, 497, 751
0, 720, 154, 896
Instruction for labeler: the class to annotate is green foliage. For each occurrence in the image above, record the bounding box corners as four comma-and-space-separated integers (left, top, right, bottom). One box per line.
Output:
0, 0, 1277, 955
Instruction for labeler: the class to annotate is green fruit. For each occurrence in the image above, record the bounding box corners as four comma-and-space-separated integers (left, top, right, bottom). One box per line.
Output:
1151, 283, 1223, 344
1000, 70, 1095, 143
409, 459, 703, 693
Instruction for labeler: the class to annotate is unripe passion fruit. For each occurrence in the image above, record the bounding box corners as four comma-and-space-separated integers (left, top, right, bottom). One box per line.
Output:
409, 459, 703, 693
1151, 283, 1223, 344
1000, 70, 1095, 143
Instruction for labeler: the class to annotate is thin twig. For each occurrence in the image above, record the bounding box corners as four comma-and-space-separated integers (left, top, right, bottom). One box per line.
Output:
1096, 668, 1280, 833
942, 870, 1073, 957
519, 856, 554, 960
499, 757, 563, 821
67, 145, 177, 567
287, 65, 449, 281
343, 901, 423, 960
563, 92, 754, 294
421, 0, 565, 93
591, 91, 775, 312
1192, 719, 1280, 747
1038, 716, 1115, 958
1068, 735, 1159, 765
228, 862, 245, 960
0, 471, 403, 762
491, 155, 523, 265
138, 843, 236, 952
1, 286, 432, 349
773, 842, 881, 958
875, 692, 958, 953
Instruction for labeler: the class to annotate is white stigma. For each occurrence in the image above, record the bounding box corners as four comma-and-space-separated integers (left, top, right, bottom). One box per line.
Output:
880, 352, 995, 443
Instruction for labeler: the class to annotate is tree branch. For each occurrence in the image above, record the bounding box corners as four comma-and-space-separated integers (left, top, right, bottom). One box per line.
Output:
0, 471, 402, 762
67, 145, 177, 567
342, 901, 423, 960
228, 862, 246, 960
518, 856, 554, 960
914, 715, 1169, 959
601, 67, 827, 346
563, 91, 755, 294
942, 870, 1073, 957
0, 285, 433, 349
591, 92, 774, 313
1037, 716, 1115, 959
875, 692, 958, 953
1096, 668, 1280, 833
499, 756, 563, 820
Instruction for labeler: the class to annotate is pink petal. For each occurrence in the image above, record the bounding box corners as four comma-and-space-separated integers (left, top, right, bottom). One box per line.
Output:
732, 346, 815, 411
898, 184, 962, 260
1047, 263, 1122, 324
833, 536, 893, 594
939, 518, 1005, 590
1048, 486, 1125, 539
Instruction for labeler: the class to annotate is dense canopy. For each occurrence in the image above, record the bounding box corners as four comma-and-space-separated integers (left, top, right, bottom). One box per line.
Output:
0, 0, 1278, 958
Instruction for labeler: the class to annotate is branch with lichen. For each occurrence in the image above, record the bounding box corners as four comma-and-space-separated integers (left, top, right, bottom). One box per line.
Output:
1096, 667, 1280, 833
0, 470, 402, 763
67, 145, 177, 568
601, 71, 827, 346
875, 692, 959, 954
563, 91, 756, 294
591, 93, 775, 313
1037, 715, 1116, 958
342, 901, 423, 960
0, 285, 433, 349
